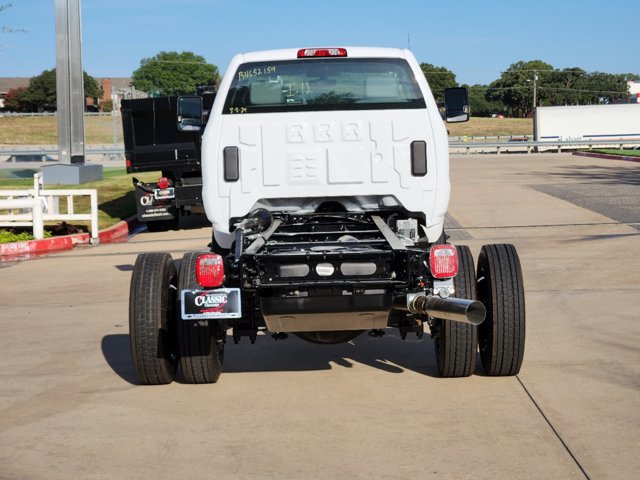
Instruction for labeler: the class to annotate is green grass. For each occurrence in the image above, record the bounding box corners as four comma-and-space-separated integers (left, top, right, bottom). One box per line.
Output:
1, 168, 157, 242
588, 149, 640, 157
0, 229, 52, 243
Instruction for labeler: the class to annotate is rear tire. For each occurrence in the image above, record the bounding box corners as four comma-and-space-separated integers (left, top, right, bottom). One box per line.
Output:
129, 253, 178, 385
477, 244, 526, 376
178, 251, 224, 384
433, 245, 478, 377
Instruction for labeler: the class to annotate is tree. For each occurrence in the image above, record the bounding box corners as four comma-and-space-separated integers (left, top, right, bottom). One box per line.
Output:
132, 51, 219, 96
2, 87, 26, 111
464, 84, 504, 117
18, 69, 102, 111
581, 72, 630, 104
486, 60, 554, 117
420, 63, 457, 104
540, 67, 587, 106
539, 68, 633, 106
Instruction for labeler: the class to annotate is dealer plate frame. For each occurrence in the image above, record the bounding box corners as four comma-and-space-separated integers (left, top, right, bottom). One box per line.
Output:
180, 288, 242, 320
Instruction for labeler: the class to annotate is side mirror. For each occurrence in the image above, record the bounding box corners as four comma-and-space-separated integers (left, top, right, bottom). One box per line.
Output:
177, 96, 203, 132
444, 87, 470, 123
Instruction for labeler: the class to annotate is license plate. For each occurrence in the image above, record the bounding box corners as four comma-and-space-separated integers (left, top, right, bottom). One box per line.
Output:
154, 187, 175, 200
180, 288, 242, 320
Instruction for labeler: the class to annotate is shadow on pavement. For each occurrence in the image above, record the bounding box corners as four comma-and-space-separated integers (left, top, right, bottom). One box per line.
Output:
102, 331, 446, 383
101, 334, 139, 385
529, 163, 640, 186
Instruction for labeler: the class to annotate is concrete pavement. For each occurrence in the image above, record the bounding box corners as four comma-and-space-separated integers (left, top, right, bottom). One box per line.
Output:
0, 153, 638, 479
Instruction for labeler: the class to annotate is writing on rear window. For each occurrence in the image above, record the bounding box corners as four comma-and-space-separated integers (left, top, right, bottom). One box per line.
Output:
238, 66, 278, 81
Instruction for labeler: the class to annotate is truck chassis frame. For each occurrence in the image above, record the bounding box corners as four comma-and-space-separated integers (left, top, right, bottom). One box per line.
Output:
129, 209, 525, 385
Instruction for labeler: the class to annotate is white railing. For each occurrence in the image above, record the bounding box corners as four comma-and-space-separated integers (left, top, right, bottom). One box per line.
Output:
0, 172, 99, 242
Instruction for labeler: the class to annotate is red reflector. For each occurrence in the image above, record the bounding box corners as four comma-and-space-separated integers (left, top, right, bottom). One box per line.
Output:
429, 245, 459, 279
196, 254, 225, 288
297, 48, 348, 58
157, 177, 170, 189
125, 159, 131, 168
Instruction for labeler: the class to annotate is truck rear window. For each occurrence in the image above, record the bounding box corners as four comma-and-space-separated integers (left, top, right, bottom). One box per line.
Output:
223, 58, 426, 114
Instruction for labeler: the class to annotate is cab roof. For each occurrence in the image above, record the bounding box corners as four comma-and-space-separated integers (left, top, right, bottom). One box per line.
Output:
230, 47, 412, 64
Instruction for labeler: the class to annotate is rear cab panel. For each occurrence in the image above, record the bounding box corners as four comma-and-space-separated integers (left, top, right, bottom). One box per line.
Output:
201, 47, 450, 246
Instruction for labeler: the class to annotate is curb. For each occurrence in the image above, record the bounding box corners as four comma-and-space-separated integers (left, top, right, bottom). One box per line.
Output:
98, 215, 140, 244
0, 215, 140, 258
573, 151, 640, 163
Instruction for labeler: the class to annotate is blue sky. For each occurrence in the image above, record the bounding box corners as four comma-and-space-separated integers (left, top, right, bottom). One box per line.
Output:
1, 0, 639, 85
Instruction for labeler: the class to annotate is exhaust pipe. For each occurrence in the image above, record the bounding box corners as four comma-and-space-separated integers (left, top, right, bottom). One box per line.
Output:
394, 293, 486, 326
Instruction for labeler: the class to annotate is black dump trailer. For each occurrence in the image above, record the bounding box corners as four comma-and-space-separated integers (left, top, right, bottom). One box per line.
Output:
121, 93, 215, 231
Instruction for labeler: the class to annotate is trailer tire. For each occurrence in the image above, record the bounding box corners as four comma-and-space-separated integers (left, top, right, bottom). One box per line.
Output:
145, 217, 179, 233
177, 251, 224, 384
433, 245, 478, 377
129, 253, 179, 385
477, 244, 525, 376
145, 221, 165, 233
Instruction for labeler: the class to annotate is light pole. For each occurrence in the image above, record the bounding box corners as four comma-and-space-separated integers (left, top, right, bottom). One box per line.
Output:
55, 0, 84, 166
44, 0, 102, 184
532, 71, 538, 111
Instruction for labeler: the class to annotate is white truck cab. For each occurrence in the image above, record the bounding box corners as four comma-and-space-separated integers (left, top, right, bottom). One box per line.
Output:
200, 47, 462, 247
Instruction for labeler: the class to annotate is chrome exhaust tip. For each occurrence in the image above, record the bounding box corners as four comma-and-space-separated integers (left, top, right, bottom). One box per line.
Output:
396, 293, 486, 326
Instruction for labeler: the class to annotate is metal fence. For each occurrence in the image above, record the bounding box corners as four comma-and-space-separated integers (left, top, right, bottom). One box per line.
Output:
449, 138, 640, 154
1, 139, 638, 159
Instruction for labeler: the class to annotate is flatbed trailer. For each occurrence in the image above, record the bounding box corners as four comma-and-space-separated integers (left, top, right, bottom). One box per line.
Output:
121, 93, 215, 230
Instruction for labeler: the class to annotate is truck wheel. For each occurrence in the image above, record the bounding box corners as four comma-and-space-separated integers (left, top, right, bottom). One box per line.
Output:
177, 251, 224, 384
476, 244, 525, 376
129, 253, 179, 385
433, 245, 477, 377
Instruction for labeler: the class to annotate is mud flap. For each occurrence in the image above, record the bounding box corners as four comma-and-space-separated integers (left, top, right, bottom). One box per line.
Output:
135, 185, 177, 222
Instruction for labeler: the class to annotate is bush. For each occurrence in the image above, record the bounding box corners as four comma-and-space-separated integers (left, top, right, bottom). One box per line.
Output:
100, 100, 113, 113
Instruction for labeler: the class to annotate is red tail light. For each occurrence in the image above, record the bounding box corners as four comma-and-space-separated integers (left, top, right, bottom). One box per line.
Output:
429, 245, 458, 279
157, 177, 170, 189
297, 48, 347, 58
196, 254, 225, 288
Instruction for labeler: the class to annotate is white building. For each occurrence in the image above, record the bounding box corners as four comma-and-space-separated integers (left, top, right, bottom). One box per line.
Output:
629, 81, 640, 103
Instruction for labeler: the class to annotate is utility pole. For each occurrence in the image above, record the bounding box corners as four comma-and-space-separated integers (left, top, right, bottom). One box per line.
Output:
532, 71, 539, 111
43, 0, 102, 184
